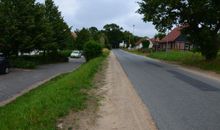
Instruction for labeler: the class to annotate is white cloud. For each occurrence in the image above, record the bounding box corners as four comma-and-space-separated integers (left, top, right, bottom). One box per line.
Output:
37, 0, 158, 37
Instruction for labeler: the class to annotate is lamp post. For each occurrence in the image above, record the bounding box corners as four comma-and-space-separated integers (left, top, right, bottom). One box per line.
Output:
133, 25, 135, 35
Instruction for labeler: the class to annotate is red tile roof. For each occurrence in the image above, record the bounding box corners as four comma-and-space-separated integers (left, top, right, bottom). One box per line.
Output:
160, 26, 183, 43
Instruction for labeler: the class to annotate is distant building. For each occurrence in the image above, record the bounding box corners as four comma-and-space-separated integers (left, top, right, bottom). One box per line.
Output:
71, 32, 77, 39
149, 38, 160, 51
158, 26, 192, 51
119, 41, 127, 48
134, 38, 149, 49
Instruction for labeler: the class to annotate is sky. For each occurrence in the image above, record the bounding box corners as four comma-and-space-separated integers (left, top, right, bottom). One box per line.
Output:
37, 0, 158, 37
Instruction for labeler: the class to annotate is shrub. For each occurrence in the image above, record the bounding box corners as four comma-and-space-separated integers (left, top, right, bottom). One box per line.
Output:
9, 53, 68, 69
142, 40, 150, 49
59, 50, 72, 57
102, 48, 110, 57
10, 58, 37, 69
83, 40, 102, 61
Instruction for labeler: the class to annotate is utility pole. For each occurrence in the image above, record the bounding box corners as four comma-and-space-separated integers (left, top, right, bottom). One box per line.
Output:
133, 25, 135, 35
132, 25, 135, 47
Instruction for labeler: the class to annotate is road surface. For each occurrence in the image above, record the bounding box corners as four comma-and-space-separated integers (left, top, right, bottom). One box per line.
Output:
113, 49, 220, 130
0, 58, 84, 105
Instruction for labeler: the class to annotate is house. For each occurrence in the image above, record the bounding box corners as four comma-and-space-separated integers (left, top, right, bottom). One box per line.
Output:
119, 41, 127, 48
158, 26, 192, 51
135, 39, 145, 49
135, 38, 156, 50
149, 38, 160, 51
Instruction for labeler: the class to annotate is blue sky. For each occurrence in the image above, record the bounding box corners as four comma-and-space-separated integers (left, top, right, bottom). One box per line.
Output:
37, 0, 158, 37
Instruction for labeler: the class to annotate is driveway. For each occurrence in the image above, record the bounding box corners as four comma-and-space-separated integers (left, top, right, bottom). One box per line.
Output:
0, 58, 84, 105
113, 49, 220, 130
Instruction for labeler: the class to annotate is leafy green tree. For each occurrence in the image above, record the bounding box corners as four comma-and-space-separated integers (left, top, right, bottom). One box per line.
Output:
103, 23, 124, 48
142, 40, 150, 49
0, 0, 72, 56
33, 3, 54, 54
138, 0, 220, 60
88, 27, 110, 48
123, 31, 133, 47
154, 33, 166, 40
89, 27, 99, 40
75, 28, 92, 50
83, 40, 102, 62
45, 0, 71, 52
0, 0, 37, 55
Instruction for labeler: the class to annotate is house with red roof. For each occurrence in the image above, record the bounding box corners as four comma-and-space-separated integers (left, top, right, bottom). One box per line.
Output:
134, 38, 160, 50
135, 38, 146, 49
158, 26, 192, 51
149, 38, 160, 51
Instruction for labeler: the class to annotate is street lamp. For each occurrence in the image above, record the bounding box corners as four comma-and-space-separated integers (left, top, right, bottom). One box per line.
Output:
133, 25, 135, 35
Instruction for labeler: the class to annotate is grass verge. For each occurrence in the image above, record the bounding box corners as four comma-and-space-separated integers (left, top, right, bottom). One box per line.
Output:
126, 49, 220, 73
0, 52, 109, 130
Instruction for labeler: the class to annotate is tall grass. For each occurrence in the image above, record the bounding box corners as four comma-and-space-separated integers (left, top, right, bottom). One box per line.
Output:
148, 51, 220, 73
149, 51, 203, 62
125, 49, 220, 73
0, 53, 108, 130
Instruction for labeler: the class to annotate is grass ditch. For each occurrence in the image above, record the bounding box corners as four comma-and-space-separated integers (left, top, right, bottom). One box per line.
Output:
0, 52, 109, 130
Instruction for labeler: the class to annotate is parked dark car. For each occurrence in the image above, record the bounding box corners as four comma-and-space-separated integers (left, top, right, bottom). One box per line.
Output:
0, 53, 9, 74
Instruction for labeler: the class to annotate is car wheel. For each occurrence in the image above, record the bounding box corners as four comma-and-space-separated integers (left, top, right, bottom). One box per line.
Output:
4, 67, 9, 74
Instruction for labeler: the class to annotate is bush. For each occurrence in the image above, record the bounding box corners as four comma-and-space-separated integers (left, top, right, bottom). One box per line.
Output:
142, 40, 150, 49
83, 40, 103, 61
9, 53, 69, 69
59, 50, 72, 57
10, 58, 37, 69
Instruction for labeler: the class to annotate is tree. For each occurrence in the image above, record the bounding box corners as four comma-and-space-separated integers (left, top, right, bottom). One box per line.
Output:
0, 0, 72, 56
75, 28, 92, 50
45, 0, 71, 52
0, 0, 37, 55
142, 40, 150, 49
32, 3, 54, 53
154, 33, 166, 40
103, 23, 124, 48
123, 31, 133, 47
88, 27, 110, 48
89, 27, 99, 40
138, 0, 220, 60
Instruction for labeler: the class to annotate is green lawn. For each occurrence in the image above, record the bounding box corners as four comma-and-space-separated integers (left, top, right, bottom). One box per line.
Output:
0, 53, 108, 130
126, 49, 220, 73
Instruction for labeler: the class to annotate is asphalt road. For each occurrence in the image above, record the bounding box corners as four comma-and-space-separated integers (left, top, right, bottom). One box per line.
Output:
113, 49, 220, 130
0, 58, 84, 104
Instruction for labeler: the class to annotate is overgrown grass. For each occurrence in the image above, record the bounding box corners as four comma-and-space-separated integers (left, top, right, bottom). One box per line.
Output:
0, 52, 109, 130
149, 51, 202, 62
126, 49, 220, 73
148, 51, 220, 73
125, 49, 149, 56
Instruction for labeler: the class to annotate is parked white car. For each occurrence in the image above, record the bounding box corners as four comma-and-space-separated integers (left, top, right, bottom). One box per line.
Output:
70, 50, 82, 58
